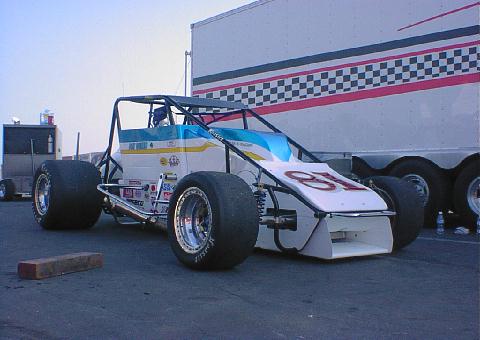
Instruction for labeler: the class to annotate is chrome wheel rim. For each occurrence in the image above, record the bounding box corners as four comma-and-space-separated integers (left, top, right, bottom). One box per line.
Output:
0, 184, 5, 199
174, 187, 213, 254
467, 176, 480, 215
35, 174, 50, 215
403, 174, 429, 207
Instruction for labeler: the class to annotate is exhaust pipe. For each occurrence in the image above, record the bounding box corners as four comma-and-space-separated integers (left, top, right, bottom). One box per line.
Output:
110, 202, 168, 231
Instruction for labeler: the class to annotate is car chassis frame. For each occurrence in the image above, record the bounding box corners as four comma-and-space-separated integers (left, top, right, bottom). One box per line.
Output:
96, 95, 395, 254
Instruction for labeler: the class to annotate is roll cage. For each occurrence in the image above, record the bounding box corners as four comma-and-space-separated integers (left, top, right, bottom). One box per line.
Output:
97, 95, 326, 220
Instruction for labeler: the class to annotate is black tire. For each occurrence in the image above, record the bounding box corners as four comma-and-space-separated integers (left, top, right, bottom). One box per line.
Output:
32, 160, 103, 230
453, 162, 480, 229
352, 157, 377, 179
167, 171, 259, 270
365, 176, 423, 250
0, 179, 15, 201
389, 159, 451, 227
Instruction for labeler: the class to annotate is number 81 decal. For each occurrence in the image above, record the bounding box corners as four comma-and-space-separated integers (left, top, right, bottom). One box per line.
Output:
284, 171, 367, 191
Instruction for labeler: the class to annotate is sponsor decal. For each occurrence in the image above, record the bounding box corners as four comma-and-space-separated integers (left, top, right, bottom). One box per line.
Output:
128, 180, 142, 186
164, 172, 176, 183
230, 140, 253, 148
150, 205, 168, 214
160, 157, 168, 166
128, 142, 148, 150
208, 129, 224, 141
150, 196, 157, 204
123, 188, 134, 198
151, 184, 156, 192
284, 171, 367, 192
161, 183, 174, 191
163, 191, 173, 200
169, 155, 180, 167
126, 199, 144, 207
134, 189, 143, 199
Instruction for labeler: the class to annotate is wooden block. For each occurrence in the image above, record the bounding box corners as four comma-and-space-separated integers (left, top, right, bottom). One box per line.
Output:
18, 252, 103, 280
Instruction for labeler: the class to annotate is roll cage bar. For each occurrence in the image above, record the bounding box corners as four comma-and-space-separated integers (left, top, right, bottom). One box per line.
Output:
98, 95, 325, 218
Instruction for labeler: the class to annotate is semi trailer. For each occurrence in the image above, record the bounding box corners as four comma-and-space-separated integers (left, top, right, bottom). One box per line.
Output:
190, 0, 480, 228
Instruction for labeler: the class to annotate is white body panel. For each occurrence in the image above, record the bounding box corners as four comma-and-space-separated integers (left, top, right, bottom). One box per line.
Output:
257, 161, 387, 212
191, 0, 480, 169
118, 125, 394, 259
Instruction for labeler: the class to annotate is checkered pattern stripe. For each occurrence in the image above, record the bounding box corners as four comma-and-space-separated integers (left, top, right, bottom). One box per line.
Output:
194, 44, 479, 113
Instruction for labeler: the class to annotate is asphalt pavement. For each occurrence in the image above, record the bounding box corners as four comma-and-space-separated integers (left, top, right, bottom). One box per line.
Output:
1, 200, 479, 339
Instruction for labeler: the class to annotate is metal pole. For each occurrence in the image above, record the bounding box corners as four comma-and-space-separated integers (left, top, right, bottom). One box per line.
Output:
75, 132, 80, 160
30, 139, 35, 176
184, 51, 191, 96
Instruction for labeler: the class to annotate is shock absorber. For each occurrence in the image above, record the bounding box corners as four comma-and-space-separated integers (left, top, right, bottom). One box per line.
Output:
253, 187, 267, 216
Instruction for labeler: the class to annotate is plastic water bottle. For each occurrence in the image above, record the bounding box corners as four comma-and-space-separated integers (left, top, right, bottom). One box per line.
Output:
436, 211, 445, 235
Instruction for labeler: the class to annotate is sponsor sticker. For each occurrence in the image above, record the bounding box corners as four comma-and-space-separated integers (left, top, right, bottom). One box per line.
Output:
151, 205, 168, 214
134, 189, 143, 199
230, 141, 253, 147
126, 199, 144, 207
163, 191, 173, 200
169, 155, 180, 167
129, 142, 148, 150
123, 188, 133, 198
128, 180, 141, 186
164, 172, 176, 183
161, 183, 174, 191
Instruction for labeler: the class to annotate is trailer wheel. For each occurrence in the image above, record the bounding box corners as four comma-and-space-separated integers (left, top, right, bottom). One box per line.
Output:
32, 160, 103, 230
168, 171, 259, 270
0, 179, 15, 201
352, 157, 377, 179
453, 162, 479, 229
365, 176, 423, 250
389, 159, 451, 227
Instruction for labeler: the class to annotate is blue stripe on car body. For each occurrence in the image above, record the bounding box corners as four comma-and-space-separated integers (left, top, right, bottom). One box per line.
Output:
119, 126, 292, 161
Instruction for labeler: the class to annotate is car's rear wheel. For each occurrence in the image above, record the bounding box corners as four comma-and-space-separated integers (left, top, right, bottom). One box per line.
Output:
0, 179, 15, 201
365, 176, 423, 250
32, 160, 103, 230
168, 171, 259, 270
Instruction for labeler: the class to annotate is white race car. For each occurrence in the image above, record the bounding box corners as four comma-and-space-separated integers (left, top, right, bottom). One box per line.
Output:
32, 95, 423, 269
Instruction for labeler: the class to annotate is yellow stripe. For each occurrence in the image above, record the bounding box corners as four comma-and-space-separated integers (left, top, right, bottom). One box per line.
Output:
121, 142, 266, 160
243, 151, 265, 161
121, 142, 218, 154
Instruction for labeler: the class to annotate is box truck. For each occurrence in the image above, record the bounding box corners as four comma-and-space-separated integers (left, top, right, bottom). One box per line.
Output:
0, 124, 62, 200
190, 0, 480, 228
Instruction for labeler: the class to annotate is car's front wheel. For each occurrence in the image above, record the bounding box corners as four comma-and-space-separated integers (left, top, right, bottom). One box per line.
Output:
168, 171, 259, 270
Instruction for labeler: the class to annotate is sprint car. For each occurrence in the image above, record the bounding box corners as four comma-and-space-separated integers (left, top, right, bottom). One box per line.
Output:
32, 95, 423, 269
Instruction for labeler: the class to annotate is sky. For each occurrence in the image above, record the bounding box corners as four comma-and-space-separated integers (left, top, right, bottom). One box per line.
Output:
0, 0, 253, 160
